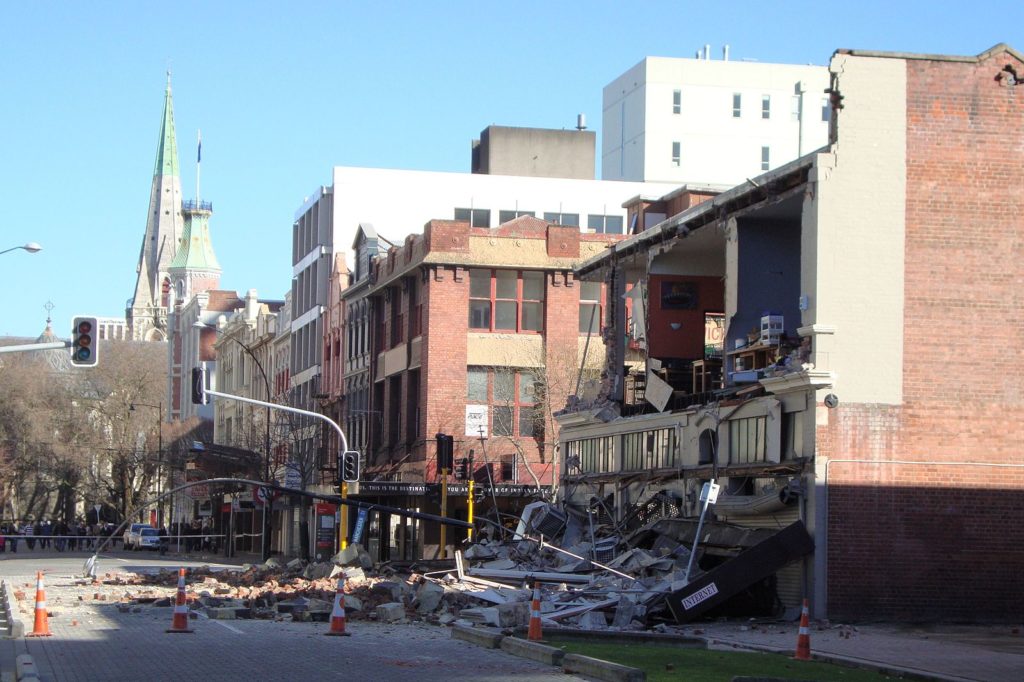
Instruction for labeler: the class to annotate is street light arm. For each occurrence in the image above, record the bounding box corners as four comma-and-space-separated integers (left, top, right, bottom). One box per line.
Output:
0, 242, 43, 255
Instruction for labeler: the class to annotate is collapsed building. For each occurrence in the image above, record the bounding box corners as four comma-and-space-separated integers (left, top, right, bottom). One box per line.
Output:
555, 44, 1024, 623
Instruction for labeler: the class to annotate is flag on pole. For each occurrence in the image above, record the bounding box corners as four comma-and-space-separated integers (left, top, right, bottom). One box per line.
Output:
197, 130, 202, 163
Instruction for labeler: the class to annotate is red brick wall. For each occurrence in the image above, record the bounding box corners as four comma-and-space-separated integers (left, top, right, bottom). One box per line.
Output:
422, 266, 471, 475
825, 49, 1024, 621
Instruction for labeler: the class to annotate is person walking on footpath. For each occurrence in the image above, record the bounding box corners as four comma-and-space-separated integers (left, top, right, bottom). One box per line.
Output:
158, 525, 169, 556
22, 519, 35, 550
7, 522, 18, 553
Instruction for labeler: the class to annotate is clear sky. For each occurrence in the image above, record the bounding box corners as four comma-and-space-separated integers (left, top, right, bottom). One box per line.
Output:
1, 1, 1020, 338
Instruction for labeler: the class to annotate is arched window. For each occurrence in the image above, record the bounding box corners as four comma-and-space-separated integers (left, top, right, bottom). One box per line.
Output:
176, 279, 185, 301
698, 428, 718, 465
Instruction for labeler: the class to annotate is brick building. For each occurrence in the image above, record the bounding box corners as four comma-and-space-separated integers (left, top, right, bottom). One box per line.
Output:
557, 44, 1024, 622
320, 216, 620, 560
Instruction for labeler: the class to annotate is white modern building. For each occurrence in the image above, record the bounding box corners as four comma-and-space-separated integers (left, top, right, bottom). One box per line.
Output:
603, 48, 831, 185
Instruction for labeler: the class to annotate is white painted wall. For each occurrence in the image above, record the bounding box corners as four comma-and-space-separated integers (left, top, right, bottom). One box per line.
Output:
603, 56, 831, 185
806, 54, 907, 406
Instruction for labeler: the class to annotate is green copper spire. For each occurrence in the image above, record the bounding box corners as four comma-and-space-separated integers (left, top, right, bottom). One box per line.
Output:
153, 71, 180, 177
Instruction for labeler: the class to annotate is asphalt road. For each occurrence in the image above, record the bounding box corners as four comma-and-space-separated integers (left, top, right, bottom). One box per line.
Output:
1, 551, 584, 682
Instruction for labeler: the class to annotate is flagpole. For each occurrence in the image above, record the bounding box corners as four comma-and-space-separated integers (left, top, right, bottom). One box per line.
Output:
196, 129, 202, 208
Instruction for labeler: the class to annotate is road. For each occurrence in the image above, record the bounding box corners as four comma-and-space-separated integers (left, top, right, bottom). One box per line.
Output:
1, 550, 583, 682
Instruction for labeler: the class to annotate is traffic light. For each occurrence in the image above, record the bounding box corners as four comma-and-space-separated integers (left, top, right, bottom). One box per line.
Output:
70, 316, 99, 366
436, 433, 454, 471
341, 450, 360, 483
455, 457, 469, 480
191, 366, 208, 404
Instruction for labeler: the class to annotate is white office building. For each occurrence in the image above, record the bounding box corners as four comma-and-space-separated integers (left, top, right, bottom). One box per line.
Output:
603, 48, 831, 185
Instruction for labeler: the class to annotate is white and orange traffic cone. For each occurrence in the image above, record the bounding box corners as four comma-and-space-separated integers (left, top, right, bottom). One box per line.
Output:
25, 571, 51, 637
794, 598, 811, 660
325, 576, 351, 636
166, 567, 193, 634
527, 580, 543, 642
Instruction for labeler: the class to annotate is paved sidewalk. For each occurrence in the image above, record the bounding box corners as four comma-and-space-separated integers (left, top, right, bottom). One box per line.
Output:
695, 620, 1024, 682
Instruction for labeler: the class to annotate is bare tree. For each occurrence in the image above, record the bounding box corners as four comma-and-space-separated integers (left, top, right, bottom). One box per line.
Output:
481, 341, 602, 502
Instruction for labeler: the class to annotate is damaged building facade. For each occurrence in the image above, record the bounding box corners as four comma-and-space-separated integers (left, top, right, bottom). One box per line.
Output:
557, 45, 1024, 622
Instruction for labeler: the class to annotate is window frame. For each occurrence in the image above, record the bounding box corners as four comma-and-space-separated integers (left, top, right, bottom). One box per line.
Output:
578, 281, 603, 335
761, 145, 770, 171
672, 89, 681, 114
454, 207, 490, 227
671, 141, 681, 167
468, 268, 546, 334
587, 214, 624, 235
761, 94, 771, 119
543, 211, 579, 227
466, 367, 539, 439
732, 92, 742, 118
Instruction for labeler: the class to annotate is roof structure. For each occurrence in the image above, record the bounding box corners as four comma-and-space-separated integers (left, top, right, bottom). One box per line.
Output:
169, 208, 221, 273
153, 72, 179, 178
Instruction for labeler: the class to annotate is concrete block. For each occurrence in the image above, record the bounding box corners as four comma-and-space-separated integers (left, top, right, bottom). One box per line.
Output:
500, 637, 565, 666
451, 625, 503, 649
16, 653, 39, 680
414, 581, 445, 614
376, 602, 406, 622
342, 595, 362, 612
563, 653, 645, 682
496, 601, 530, 628
460, 607, 500, 627
370, 581, 404, 602
612, 597, 637, 628
206, 607, 236, 620
579, 611, 608, 630
332, 545, 360, 566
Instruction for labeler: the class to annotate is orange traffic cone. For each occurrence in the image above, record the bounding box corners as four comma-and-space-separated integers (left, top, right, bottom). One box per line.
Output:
325, 576, 351, 636
527, 580, 543, 642
166, 567, 193, 634
794, 598, 811, 660
26, 571, 51, 637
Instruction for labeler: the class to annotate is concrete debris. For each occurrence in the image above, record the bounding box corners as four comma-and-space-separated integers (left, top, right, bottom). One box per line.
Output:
85, 502, 805, 636
375, 602, 406, 622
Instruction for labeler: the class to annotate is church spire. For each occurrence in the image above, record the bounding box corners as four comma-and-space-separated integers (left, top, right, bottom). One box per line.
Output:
128, 73, 184, 342
154, 71, 180, 178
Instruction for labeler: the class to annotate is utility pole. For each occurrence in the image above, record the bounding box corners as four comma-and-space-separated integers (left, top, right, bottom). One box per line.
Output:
467, 449, 475, 542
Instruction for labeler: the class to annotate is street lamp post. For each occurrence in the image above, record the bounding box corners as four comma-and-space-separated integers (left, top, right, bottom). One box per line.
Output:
0, 242, 42, 256
130, 401, 163, 527
195, 321, 274, 560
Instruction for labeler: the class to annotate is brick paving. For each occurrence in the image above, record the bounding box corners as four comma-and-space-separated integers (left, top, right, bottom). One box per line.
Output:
3, 570, 583, 682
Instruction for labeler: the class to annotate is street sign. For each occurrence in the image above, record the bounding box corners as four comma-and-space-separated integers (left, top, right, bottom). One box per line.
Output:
189, 483, 210, 500
284, 463, 302, 488
700, 482, 721, 505
254, 485, 281, 504
351, 507, 369, 545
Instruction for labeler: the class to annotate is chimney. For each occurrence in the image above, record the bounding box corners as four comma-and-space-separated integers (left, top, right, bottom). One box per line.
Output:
723, 44, 730, 61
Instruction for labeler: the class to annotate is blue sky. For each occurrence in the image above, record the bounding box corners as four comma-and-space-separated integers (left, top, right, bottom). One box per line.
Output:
1, 1, 1020, 338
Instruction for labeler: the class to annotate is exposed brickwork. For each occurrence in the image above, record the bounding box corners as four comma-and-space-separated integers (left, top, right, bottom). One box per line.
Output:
825, 48, 1024, 622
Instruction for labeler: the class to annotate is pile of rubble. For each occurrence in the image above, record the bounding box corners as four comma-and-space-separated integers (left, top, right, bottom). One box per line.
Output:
102, 502, 810, 632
